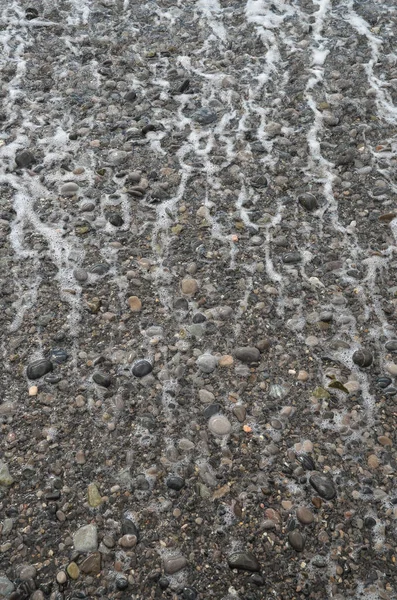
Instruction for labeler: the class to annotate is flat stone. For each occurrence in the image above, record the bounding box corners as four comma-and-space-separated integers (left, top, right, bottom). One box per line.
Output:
56, 572, 67, 585
309, 474, 336, 500
18, 565, 36, 581
73, 524, 98, 552
87, 483, 102, 507
219, 355, 234, 367
121, 517, 139, 539
282, 252, 302, 264
233, 405, 246, 422
166, 475, 185, 491
163, 555, 187, 574
181, 278, 199, 295
66, 562, 80, 580
196, 354, 218, 373
26, 358, 53, 380
108, 150, 128, 165
208, 414, 231, 436
199, 389, 215, 403
80, 552, 102, 575
235, 347, 260, 364
288, 531, 305, 552
0, 461, 13, 486
60, 182, 79, 196
0, 576, 14, 598
296, 507, 314, 524
227, 551, 260, 572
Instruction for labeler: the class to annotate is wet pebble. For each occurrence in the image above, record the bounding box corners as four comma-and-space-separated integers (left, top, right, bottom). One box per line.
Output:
181, 278, 199, 295
282, 252, 302, 264
163, 555, 187, 574
93, 372, 112, 387
166, 475, 185, 491
115, 576, 128, 590
298, 193, 318, 211
352, 349, 373, 368
48, 349, 68, 364
132, 360, 153, 377
288, 530, 305, 552
227, 551, 260, 572
309, 473, 336, 500
26, 359, 53, 380
196, 354, 218, 373
15, 149, 35, 168
208, 414, 231, 436
296, 507, 314, 524
60, 182, 79, 197
119, 535, 137, 549
235, 346, 260, 364
192, 107, 217, 125
385, 340, 397, 352
0, 577, 14, 598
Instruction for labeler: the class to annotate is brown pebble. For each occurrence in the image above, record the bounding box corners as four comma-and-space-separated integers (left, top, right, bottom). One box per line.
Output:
127, 296, 142, 312
80, 552, 102, 575
378, 436, 392, 447
296, 507, 315, 524
29, 386, 38, 396
233, 405, 246, 422
219, 355, 234, 367
119, 534, 137, 548
297, 370, 309, 382
181, 278, 199, 295
264, 508, 281, 523
75, 450, 86, 464
311, 497, 322, 509
288, 530, 305, 552
367, 454, 380, 469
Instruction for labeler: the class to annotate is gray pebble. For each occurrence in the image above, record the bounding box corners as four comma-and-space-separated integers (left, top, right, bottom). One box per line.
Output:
288, 530, 305, 552
235, 347, 260, 364
192, 107, 218, 125
73, 268, 88, 282
0, 576, 14, 598
196, 354, 218, 373
208, 414, 231, 437
282, 252, 302, 264
27, 358, 53, 380
227, 551, 260, 572
163, 555, 187, 575
309, 473, 336, 500
15, 149, 35, 168
60, 182, 79, 196
73, 524, 98, 552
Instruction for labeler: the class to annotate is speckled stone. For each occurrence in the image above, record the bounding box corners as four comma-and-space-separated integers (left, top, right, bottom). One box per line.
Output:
73, 524, 98, 552
208, 414, 232, 436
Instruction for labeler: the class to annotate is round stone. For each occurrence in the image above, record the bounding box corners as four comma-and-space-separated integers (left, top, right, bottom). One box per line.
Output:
73, 268, 88, 282
181, 278, 199, 295
116, 575, 128, 590
60, 182, 79, 196
298, 193, 318, 211
48, 349, 68, 364
352, 349, 373, 368
93, 372, 112, 387
108, 150, 128, 165
296, 507, 314, 524
26, 359, 53, 380
132, 360, 153, 377
166, 475, 185, 491
196, 354, 218, 373
282, 252, 302, 264
288, 531, 305, 552
15, 149, 35, 168
66, 562, 79, 580
208, 415, 231, 437
385, 340, 397, 352
56, 572, 67, 585
192, 313, 206, 323
119, 534, 137, 548
127, 296, 142, 312
385, 362, 397, 376
235, 347, 261, 364
192, 107, 217, 125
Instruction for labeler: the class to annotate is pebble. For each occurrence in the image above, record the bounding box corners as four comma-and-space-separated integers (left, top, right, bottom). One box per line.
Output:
56, 572, 67, 585
66, 562, 80, 580
296, 507, 315, 524
298, 193, 318, 211
75, 450, 86, 465
208, 415, 232, 436
233, 405, 246, 422
60, 182, 79, 196
48, 349, 68, 364
219, 355, 234, 367
196, 354, 218, 373
108, 150, 128, 165
367, 454, 380, 469
26, 359, 53, 380
288, 531, 305, 552
352, 349, 373, 368
28, 386, 38, 396
227, 551, 260, 572
192, 107, 217, 125
297, 370, 309, 381
0, 461, 13, 486
199, 389, 215, 403
385, 340, 397, 352
93, 372, 112, 387
121, 517, 139, 539
15, 149, 35, 168
119, 534, 137, 548
87, 483, 102, 507
181, 278, 199, 295
73, 524, 98, 552
385, 362, 397, 376
80, 552, 102, 574
282, 252, 302, 264
163, 555, 187, 575
73, 268, 88, 282
127, 296, 142, 312
235, 346, 260, 364
132, 359, 153, 377
166, 475, 185, 491
0, 576, 14, 598
115, 575, 128, 590
309, 474, 337, 500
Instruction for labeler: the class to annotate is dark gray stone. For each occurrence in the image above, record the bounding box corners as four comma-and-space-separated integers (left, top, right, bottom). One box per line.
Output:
132, 360, 153, 377
93, 372, 112, 387
228, 551, 260, 572
309, 473, 336, 500
235, 347, 260, 364
26, 359, 53, 380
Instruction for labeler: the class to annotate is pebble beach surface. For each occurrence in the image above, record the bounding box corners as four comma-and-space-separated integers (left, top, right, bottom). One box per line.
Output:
0, 0, 397, 599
